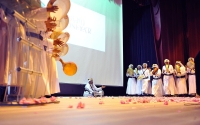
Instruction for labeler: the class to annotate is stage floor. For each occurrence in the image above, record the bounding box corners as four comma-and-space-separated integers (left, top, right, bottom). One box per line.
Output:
0, 97, 200, 125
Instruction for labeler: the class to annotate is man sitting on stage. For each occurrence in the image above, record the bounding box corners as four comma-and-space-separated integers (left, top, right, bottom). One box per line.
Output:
83, 78, 105, 97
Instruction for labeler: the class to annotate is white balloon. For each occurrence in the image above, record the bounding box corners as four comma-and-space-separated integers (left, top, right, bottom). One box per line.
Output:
50, 0, 66, 20
54, 16, 69, 32
60, 0, 71, 14
58, 32, 70, 43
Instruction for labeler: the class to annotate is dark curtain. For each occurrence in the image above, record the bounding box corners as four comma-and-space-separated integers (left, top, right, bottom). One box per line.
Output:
150, 0, 162, 67
123, 1, 157, 68
123, 0, 156, 94
186, 0, 200, 58
160, 0, 188, 65
151, 0, 200, 66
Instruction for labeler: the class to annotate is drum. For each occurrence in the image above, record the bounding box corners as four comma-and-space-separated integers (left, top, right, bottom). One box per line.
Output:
175, 64, 181, 73
127, 68, 134, 76
152, 67, 158, 75
187, 61, 195, 69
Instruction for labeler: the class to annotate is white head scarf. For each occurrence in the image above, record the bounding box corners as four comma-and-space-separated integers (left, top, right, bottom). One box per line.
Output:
164, 59, 170, 63
176, 61, 184, 67
188, 57, 194, 62
152, 64, 159, 68
129, 64, 133, 68
143, 63, 147, 67
137, 65, 142, 69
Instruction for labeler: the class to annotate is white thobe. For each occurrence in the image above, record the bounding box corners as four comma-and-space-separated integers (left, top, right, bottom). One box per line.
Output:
83, 83, 104, 97
141, 68, 150, 94
126, 70, 137, 95
0, 20, 9, 85
151, 69, 163, 97
22, 8, 60, 97
136, 70, 143, 95
162, 65, 177, 95
175, 66, 187, 94
187, 68, 196, 94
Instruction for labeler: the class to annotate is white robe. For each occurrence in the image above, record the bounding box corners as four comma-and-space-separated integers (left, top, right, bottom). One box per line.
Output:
0, 20, 9, 85
126, 70, 137, 95
162, 65, 177, 95
136, 70, 143, 95
83, 83, 104, 97
175, 66, 187, 94
187, 68, 196, 94
20, 8, 50, 98
7, 8, 60, 98
141, 68, 150, 94
151, 69, 163, 97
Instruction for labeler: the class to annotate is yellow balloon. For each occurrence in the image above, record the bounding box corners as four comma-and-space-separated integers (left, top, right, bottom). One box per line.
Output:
63, 62, 77, 76
50, 31, 63, 40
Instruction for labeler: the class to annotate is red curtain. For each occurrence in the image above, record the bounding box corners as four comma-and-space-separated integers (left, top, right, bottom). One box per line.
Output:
186, 0, 200, 58
151, 0, 200, 67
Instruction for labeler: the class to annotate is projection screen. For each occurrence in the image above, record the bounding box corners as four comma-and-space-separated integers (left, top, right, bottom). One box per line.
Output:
41, 0, 123, 86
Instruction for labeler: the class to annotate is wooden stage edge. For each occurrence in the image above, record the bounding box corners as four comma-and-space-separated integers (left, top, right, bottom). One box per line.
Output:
0, 97, 200, 125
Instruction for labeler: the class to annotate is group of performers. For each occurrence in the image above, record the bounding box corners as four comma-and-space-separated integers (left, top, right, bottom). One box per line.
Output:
0, 0, 69, 100
126, 58, 196, 97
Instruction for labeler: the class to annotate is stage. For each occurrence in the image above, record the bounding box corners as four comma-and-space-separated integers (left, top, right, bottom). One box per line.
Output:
0, 97, 200, 125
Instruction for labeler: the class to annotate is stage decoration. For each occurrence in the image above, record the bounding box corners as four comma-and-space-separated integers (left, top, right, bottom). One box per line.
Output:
50, 0, 70, 20
68, 105, 73, 108
54, 44, 69, 56
77, 102, 85, 109
54, 15, 69, 32
164, 101, 168, 105
59, 58, 77, 76
60, 0, 71, 16
50, 31, 63, 39
99, 101, 104, 105
58, 32, 70, 43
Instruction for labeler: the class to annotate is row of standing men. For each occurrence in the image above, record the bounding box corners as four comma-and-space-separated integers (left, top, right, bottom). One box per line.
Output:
126, 58, 196, 97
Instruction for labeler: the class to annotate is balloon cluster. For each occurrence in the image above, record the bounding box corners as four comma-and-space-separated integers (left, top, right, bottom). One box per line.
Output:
47, 0, 77, 76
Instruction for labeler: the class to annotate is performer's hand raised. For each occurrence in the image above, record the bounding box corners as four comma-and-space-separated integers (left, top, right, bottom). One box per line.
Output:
52, 53, 60, 58
101, 85, 106, 89
47, 6, 58, 13
52, 48, 61, 53
45, 19, 56, 32
53, 38, 64, 47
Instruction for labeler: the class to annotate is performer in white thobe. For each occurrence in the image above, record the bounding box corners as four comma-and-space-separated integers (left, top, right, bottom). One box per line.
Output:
186, 57, 196, 96
141, 63, 150, 95
150, 64, 163, 97
0, 6, 26, 102
126, 64, 137, 95
83, 78, 105, 97
19, 1, 60, 97
0, 9, 9, 85
174, 61, 187, 95
135, 65, 143, 95
162, 59, 177, 96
